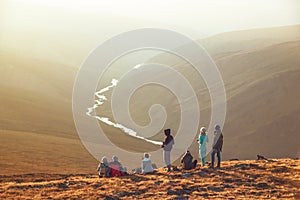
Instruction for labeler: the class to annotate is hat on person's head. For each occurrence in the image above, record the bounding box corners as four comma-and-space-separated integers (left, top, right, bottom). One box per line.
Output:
112, 155, 118, 162
164, 129, 171, 135
215, 125, 221, 130
101, 156, 108, 163
200, 127, 206, 133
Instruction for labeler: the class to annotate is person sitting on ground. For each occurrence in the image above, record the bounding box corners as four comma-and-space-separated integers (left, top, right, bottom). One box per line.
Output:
109, 156, 126, 177
142, 153, 154, 174
257, 154, 268, 160
181, 150, 197, 170
97, 156, 110, 178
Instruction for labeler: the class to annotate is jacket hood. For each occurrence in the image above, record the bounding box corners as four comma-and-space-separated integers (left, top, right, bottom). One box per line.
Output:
143, 158, 151, 162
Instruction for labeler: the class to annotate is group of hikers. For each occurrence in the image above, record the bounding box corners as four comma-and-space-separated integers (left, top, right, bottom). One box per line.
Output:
97, 155, 127, 177
97, 125, 223, 178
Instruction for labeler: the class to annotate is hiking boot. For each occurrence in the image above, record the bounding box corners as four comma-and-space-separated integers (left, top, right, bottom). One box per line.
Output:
167, 165, 171, 172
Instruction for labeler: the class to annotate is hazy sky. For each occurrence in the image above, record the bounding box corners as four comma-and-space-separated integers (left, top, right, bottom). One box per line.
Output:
1, 0, 300, 65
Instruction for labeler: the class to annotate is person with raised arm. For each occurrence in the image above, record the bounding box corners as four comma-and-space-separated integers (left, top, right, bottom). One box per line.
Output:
162, 129, 174, 172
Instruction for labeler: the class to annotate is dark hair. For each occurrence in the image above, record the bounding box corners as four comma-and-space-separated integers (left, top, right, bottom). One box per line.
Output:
164, 129, 171, 135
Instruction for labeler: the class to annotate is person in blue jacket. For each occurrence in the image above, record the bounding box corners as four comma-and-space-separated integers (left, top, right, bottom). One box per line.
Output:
198, 127, 208, 166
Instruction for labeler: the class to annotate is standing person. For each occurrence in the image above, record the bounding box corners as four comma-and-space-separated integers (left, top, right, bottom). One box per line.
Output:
162, 129, 174, 172
142, 153, 154, 174
199, 127, 208, 166
97, 156, 110, 178
181, 150, 197, 170
211, 125, 223, 169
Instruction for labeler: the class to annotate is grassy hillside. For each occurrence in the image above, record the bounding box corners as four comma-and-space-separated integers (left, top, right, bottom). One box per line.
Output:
0, 25, 300, 175
0, 54, 97, 174
144, 39, 300, 161
0, 159, 299, 199
212, 41, 300, 159
199, 25, 300, 59
0, 130, 95, 175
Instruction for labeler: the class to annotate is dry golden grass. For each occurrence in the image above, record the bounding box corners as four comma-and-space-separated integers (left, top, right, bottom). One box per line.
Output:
0, 130, 97, 175
0, 159, 299, 199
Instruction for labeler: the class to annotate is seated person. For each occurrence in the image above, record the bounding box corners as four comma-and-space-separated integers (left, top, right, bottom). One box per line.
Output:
181, 150, 197, 170
97, 156, 110, 178
142, 153, 154, 174
109, 156, 126, 177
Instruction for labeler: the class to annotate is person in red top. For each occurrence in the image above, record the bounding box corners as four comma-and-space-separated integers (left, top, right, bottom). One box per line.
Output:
109, 156, 126, 177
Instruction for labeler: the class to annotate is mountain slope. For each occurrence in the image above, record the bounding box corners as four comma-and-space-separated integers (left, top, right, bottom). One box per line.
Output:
0, 25, 300, 174
0, 53, 97, 174
199, 25, 300, 59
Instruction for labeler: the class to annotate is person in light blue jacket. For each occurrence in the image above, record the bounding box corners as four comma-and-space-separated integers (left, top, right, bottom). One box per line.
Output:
198, 127, 208, 166
142, 153, 154, 174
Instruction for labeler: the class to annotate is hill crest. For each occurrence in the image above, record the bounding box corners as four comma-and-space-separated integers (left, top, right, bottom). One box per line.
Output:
0, 158, 299, 199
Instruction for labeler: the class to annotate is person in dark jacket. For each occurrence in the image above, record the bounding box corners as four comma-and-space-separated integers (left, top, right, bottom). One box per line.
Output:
162, 129, 174, 172
211, 125, 223, 169
97, 156, 110, 178
181, 150, 197, 170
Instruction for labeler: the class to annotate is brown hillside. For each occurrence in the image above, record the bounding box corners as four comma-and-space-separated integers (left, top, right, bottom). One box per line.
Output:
0, 159, 299, 199
0, 25, 300, 174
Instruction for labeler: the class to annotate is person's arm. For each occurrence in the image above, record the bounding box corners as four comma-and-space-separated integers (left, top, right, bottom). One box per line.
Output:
213, 135, 222, 150
142, 160, 145, 170
181, 155, 184, 163
168, 136, 174, 146
220, 134, 223, 152
118, 162, 123, 170
212, 136, 217, 150
165, 137, 170, 145
200, 135, 203, 145
107, 165, 111, 174
162, 138, 167, 148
